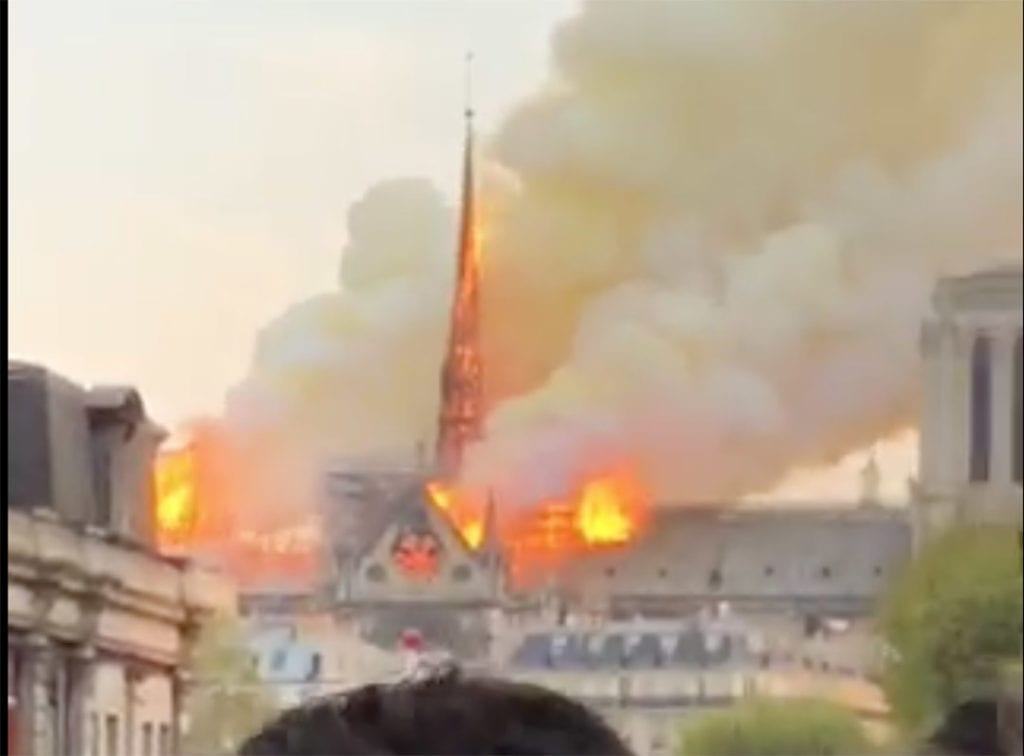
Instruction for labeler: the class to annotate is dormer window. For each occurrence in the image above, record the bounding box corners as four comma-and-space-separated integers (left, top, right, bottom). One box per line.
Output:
708, 569, 723, 590
391, 530, 443, 581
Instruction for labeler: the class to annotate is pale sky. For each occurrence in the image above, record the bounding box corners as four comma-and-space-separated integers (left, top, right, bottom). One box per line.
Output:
8, 0, 917, 502
9, 0, 574, 423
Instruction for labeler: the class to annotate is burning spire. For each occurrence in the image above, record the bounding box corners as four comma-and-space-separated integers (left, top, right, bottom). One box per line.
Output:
435, 54, 484, 478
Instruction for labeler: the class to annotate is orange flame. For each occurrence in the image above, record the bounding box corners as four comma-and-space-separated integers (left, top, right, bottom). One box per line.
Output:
154, 445, 197, 552
156, 427, 644, 591
427, 470, 647, 587
426, 481, 484, 549
575, 476, 637, 545
152, 423, 321, 587
507, 472, 647, 586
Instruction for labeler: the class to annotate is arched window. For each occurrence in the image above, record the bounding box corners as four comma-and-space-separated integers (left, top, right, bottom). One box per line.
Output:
1013, 332, 1022, 484
969, 334, 992, 482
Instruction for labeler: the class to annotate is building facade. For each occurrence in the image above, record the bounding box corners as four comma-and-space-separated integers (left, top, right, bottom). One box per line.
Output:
241, 601, 888, 755
7, 362, 232, 756
240, 265, 1021, 747
915, 265, 1023, 543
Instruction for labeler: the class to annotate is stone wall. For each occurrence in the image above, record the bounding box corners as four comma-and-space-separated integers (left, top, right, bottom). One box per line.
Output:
916, 266, 1024, 546
567, 505, 911, 615
7, 499, 232, 756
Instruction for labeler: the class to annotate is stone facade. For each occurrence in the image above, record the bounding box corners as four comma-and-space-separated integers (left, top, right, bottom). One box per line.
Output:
561, 505, 910, 617
238, 443, 911, 748
323, 468, 910, 622
241, 265, 1022, 747
242, 606, 889, 755
915, 265, 1023, 544
6, 363, 232, 756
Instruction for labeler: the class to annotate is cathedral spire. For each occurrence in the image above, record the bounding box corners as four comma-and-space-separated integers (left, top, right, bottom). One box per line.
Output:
435, 54, 484, 479
464, 51, 474, 123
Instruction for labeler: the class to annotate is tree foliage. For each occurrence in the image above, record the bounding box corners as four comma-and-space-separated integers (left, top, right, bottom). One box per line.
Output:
676, 697, 871, 756
183, 612, 279, 755
879, 526, 1023, 732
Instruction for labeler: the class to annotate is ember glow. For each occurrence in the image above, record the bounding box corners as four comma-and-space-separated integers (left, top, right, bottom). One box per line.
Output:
156, 421, 645, 591
152, 424, 321, 586
507, 472, 647, 585
574, 476, 638, 545
434, 118, 485, 477
426, 481, 484, 549
154, 445, 198, 552
428, 470, 647, 586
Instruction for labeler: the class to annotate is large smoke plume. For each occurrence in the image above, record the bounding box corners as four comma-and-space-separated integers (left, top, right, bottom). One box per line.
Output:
226, 2, 1022, 512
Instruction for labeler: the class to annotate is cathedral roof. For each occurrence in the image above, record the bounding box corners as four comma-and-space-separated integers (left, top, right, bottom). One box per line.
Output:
351, 481, 491, 566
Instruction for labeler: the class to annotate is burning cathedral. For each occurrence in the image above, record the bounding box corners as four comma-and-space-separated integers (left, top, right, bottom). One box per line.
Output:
164, 99, 1019, 751
238, 107, 918, 673
319, 101, 510, 659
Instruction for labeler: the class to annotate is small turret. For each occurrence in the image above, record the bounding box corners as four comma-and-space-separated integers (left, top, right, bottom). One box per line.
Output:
860, 449, 881, 506
481, 490, 504, 597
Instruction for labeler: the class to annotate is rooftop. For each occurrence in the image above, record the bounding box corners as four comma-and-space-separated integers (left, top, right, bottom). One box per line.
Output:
933, 264, 1023, 316
507, 625, 753, 671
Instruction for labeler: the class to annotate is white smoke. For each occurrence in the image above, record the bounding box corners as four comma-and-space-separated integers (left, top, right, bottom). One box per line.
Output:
228, 2, 1022, 511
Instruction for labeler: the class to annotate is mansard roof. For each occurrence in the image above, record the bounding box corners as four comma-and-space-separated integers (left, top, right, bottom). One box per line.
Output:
934, 264, 1023, 316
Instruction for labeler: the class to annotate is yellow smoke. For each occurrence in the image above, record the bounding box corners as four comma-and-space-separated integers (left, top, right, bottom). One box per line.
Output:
228, 2, 1022, 509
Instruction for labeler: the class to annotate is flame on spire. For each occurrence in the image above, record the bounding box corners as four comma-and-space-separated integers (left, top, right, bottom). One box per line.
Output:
435, 53, 484, 479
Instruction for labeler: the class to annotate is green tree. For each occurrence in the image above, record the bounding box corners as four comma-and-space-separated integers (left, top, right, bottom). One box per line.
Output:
879, 525, 1023, 733
182, 612, 279, 755
677, 697, 871, 756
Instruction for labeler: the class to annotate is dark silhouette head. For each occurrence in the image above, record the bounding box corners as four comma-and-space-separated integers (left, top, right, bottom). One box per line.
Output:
926, 698, 1006, 755
238, 670, 633, 755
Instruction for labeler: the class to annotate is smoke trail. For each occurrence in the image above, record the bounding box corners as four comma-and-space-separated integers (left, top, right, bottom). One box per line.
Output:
229, 2, 1022, 512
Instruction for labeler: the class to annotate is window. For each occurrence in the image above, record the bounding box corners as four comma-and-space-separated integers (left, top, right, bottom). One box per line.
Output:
157, 724, 170, 756
270, 648, 288, 673
91, 441, 113, 527
141, 723, 154, 756
307, 653, 322, 682
708, 569, 722, 590
90, 713, 100, 756
391, 530, 443, 580
969, 334, 992, 482
46, 656, 73, 756
1013, 333, 1022, 484
105, 714, 119, 756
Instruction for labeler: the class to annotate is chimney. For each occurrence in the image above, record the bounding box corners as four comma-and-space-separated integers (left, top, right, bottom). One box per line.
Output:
86, 386, 167, 545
